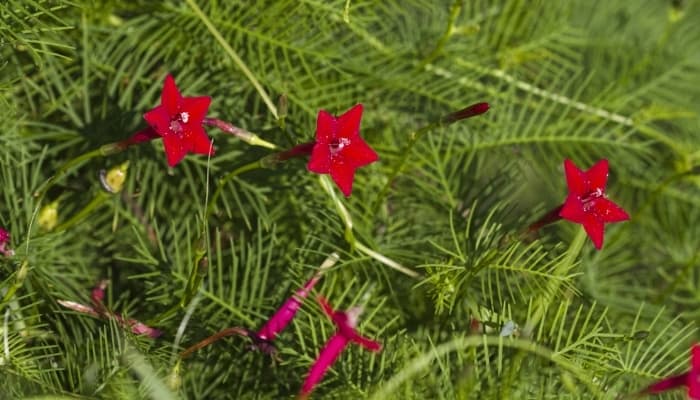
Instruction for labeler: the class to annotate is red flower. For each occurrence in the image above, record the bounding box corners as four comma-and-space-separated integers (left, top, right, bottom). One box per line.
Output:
0, 227, 12, 257
307, 104, 379, 197
642, 344, 700, 398
300, 297, 381, 397
143, 74, 213, 167
558, 159, 629, 249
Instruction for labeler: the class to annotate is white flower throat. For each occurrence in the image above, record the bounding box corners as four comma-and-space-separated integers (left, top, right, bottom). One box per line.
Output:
169, 112, 190, 134
329, 137, 350, 155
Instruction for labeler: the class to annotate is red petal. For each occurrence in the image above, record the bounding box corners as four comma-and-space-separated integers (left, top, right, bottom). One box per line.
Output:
342, 136, 379, 168
592, 198, 629, 222
300, 334, 348, 396
586, 159, 609, 193
162, 135, 187, 167
181, 96, 211, 124
564, 159, 587, 196
161, 74, 182, 116
690, 344, 700, 398
126, 127, 160, 145
143, 106, 171, 137
559, 194, 586, 224
330, 162, 356, 197
348, 330, 381, 352
337, 103, 363, 139
185, 126, 214, 155
307, 142, 331, 173
643, 373, 689, 394
581, 213, 605, 250
315, 110, 336, 143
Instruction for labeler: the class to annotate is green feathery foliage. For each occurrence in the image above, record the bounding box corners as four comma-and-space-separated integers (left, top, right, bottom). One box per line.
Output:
1, 0, 700, 399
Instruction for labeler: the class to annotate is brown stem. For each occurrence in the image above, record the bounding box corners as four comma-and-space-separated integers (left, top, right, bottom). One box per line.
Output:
180, 327, 251, 358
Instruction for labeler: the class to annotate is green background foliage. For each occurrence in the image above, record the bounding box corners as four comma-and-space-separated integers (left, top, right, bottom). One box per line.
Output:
1, 0, 700, 398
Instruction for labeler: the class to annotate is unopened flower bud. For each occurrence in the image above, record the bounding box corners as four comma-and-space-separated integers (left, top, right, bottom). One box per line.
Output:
38, 200, 59, 231
0, 227, 13, 257
100, 161, 130, 194
441, 102, 490, 124
278, 94, 288, 128
168, 361, 182, 390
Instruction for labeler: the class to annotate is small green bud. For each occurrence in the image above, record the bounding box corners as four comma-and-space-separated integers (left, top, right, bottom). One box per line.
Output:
168, 360, 182, 390
100, 161, 129, 194
38, 200, 59, 231
17, 260, 29, 282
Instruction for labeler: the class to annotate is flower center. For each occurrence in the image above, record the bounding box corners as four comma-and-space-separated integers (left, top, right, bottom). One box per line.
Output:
169, 112, 190, 135
169, 120, 183, 134
582, 188, 605, 212
329, 138, 350, 155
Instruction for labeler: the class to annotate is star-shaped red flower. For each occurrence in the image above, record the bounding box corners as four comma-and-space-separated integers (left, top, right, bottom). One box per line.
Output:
307, 104, 379, 197
299, 297, 381, 397
642, 344, 700, 398
558, 159, 629, 249
143, 74, 213, 167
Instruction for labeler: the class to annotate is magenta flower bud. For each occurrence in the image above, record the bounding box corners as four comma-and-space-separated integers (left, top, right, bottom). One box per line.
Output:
256, 272, 322, 342
0, 227, 13, 257
249, 253, 339, 353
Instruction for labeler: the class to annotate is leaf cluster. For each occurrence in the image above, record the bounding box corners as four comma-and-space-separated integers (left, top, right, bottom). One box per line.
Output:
1, 0, 700, 399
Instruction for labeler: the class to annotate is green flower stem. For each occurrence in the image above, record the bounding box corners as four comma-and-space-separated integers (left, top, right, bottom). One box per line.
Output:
319, 176, 354, 246
371, 121, 443, 214
30, 142, 132, 243
184, 0, 279, 120
202, 118, 278, 150
204, 143, 314, 221
33, 147, 106, 200
355, 242, 420, 278
319, 176, 421, 278
0, 260, 29, 310
151, 251, 207, 325
418, 0, 462, 68
53, 191, 110, 232
160, 158, 272, 324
